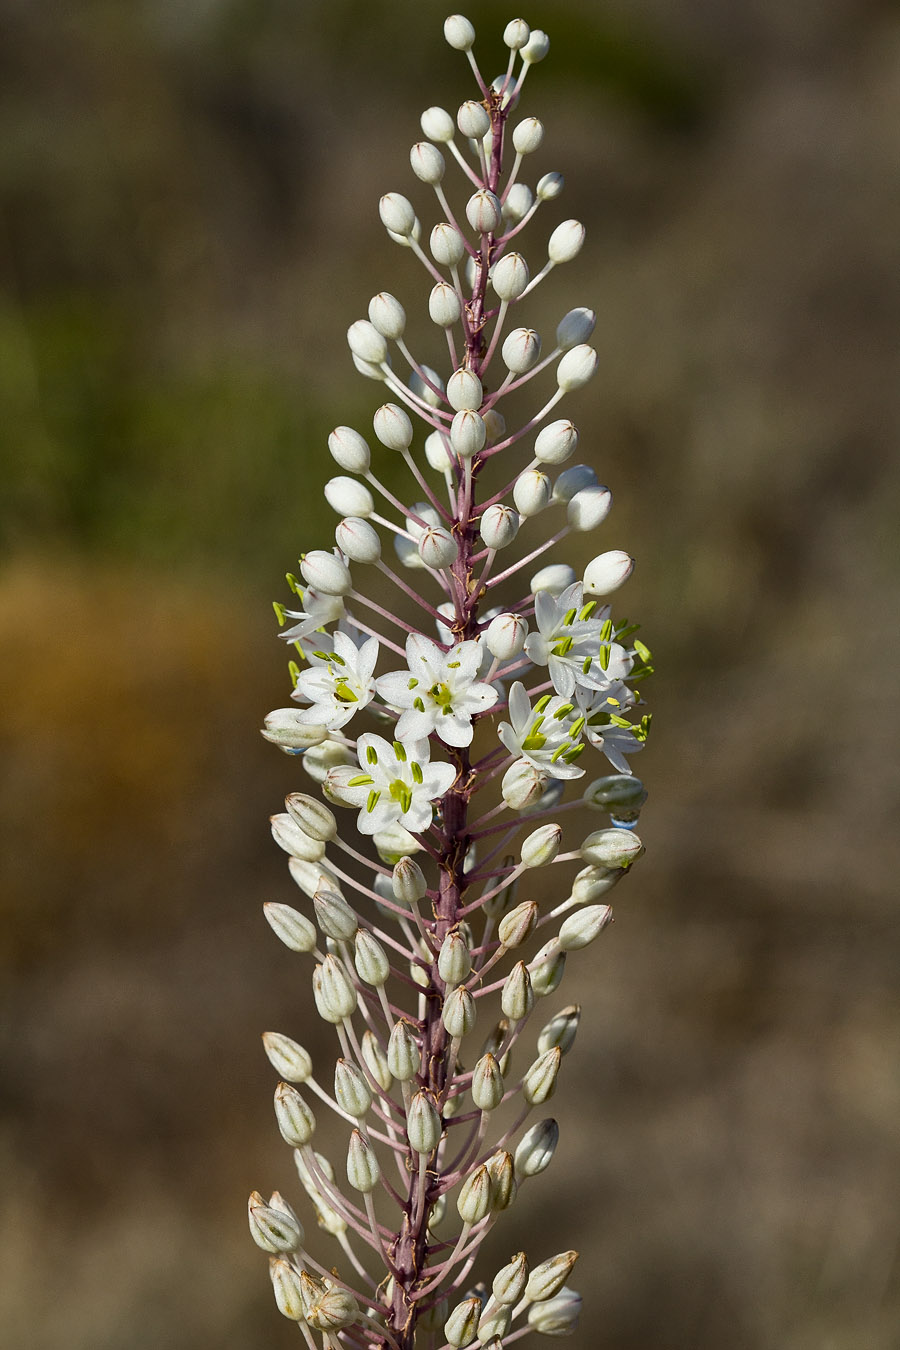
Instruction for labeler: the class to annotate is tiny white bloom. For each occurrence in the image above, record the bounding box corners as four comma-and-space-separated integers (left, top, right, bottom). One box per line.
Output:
280, 587, 345, 643
376, 634, 498, 747
574, 683, 644, 774
498, 681, 586, 779
292, 630, 379, 730
341, 733, 456, 837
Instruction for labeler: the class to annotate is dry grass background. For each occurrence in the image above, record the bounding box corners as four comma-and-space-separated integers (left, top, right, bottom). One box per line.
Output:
1, 1, 899, 1346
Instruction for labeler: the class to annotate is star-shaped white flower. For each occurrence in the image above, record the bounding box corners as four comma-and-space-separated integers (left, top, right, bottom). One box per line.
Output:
574, 683, 644, 774
341, 733, 457, 836
292, 630, 379, 731
376, 634, 498, 747
524, 582, 635, 699
498, 681, 586, 779
280, 587, 345, 643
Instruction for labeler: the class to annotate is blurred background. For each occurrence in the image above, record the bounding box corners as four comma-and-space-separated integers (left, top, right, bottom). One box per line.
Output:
2, 0, 899, 1346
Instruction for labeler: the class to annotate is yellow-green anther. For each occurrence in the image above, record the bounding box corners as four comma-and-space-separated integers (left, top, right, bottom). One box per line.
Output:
347, 774, 373, 787
563, 607, 577, 625
367, 789, 380, 813
411, 761, 423, 784
582, 655, 592, 673
552, 635, 574, 656
598, 643, 611, 671
579, 600, 597, 620
393, 741, 407, 760
273, 601, 286, 625
408, 677, 418, 688
600, 619, 613, 641
366, 745, 378, 764
570, 716, 585, 736
333, 680, 357, 702
389, 780, 412, 814
534, 694, 552, 714
552, 702, 574, 719
634, 639, 652, 661
288, 660, 300, 688
413, 696, 425, 712
562, 743, 585, 762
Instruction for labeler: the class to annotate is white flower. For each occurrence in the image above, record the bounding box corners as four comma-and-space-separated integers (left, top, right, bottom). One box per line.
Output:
524, 582, 635, 699
341, 734, 456, 837
498, 681, 586, 779
376, 634, 498, 747
574, 683, 644, 774
280, 587, 345, 643
292, 630, 379, 730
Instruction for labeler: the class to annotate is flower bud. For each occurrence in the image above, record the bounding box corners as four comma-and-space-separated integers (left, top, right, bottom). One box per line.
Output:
274, 1081, 316, 1146
450, 409, 487, 459
548, 219, 585, 265
307, 1285, 360, 1333
498, 900, 538, 947
444, 13, 476, 50
480, 504, 520, 550
457, 1164, 493, 1224
328, 425, 370, 473
504, 19, 530, 49
269, 1257, 306, 1320
312, 955, 357, 1022
313, 888, 358, 941
490, 251, 530, 301
502, 182, 533, 223
528, 939, 566, 997
502, 326, 542, 374
522, 1046, 561, 1105
514, 1117, 559, 1179
537, 1004, 581, 1056
368, 291, 406, 340
405, 501, 442, 540
521, 28, 550, 63
263, 902, 317, 953
421, 105, 455, 142
527, 1288, 582, 1335
302, 738, 352, 783
513, 115, 543, 154
478, 1305, 512, 1341
347, 318, 387, 364
323, 763, 363, 806
352, 351, 388, 380
471, 1052, 504, 1111
262, 1031, 313, 1083
513, 468, 552, 516
580, 827, 644, 869
411, 141, 446, 184
556, 306, 596, 350
425, 429, 455, 472
361, 1029, 392, 1091
335, 516, 381, 563
300, 549, 351, 596
419, 525, 457, 569
567, 484, 612, 531
558, 903, 613, 951
346, 1128, 380, 1193
466, 189, 503, 234
501, 960, 535, 1021
537, 170, 564, 200
501, 758, 548, 811
438, 927, 472, 985
444, 1297, 482, 1348
262, 709, 328, 751
521, 822, 561, 867
373, 402, 413, 450
485, 612, 527, 659
583, 549, 634, 596
379, 192, 416, 236
288, 856, 342, 900
483, 408, 506, 443
457, 100, 490, 138
583, 773, 646, 816
556, 343, 598, 391
334, 1058, 372, 1118
553, 463, 597, 504
407, 1089, 442, 1154
409, 363, 445, 408
387, 1018, 420, 1082
249, 1193, 303, 1253
486, 1150, 516, 1210
530, 562, 577, 595
431, 222, 467, 265
442, 985, 477, 1038
393, 856, 427, 905
447, 367, 483, 411
429, 281, 461, 327
569, 863, 622, 904
354, 928, 390, 986
525, 1251, 579, 1304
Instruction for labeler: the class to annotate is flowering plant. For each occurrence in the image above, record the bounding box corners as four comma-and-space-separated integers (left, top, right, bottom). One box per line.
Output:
251, 15, 652, 1349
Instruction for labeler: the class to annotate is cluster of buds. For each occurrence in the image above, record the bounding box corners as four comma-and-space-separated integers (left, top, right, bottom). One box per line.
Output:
253, 15, 652, 1349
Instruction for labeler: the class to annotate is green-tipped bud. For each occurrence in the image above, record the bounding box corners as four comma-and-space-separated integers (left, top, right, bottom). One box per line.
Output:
346, 1128, 380, 1193
262, 1031, 313, 1083
537, 1005, 581, 1057
558, 904, 613, 951
387, 1019, 420, 1082
521, 823, 562, 867
471, 1052, 504, 1112
334, 1059, 372, 1118
312, 955, 357, 1023
528, 940, 566, 997
580, 828, 644, 869
525, 1251, 579, 1303
444, 1296, 482, 1348
492, 1252, 529, 1305
360, 1029, 392, 1092
501, 961, 535, 1021
269, 1257, 306, 1320
407, 1089, 442, 1155
527, 1287, 582, 1335
522, 1047, 562, 1105
271, 813, 327, 862
498, 901, 538, 948
438, 927, 472, 985
485, 1150, 517, 1210
285, 792, 338, 842
274, 1082, 315, 1146
514, 1117, 559, 1179
313, 888, 358, 941
457, 1165, 494, 1224
392, 855, 427, 904
353, 928, 390, 986
443, 986, 477, 1038
248, 1191, 303, 1252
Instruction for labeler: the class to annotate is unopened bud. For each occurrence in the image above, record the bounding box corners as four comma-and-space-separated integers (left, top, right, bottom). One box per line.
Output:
262, 1031, 313, 1083
537, 1005, 581, 1057
491, 251, 530, 301
514, 1117, 559, 1178
411, 141, 446, 184
324, 475, 374, 517
522, 1047, 562, 1105
373, 402, 413, 450
502, 326, 541, 374
407, 1089, 442, 1155
471, 1053, 504, 1111
466, 189, 502, 235
360, 1029, 391, 1092
521, 823, 561, 867
442, 985, 477, 1038
313, 889, 358, 941
525, 1251, 579, 1303
286, 793, 337, 843
387, 1019, 420, 1083
558, 904, 613, 951
271, 813, 326, 863
335, 515, 381, 563
486, 1150, 517, 1210
513, 115, 543, 154
457, 1165, 493, 1224
527, 1288, 582, 1335
274, 1081, 316, 1146
480, 503, 520, 550
307, 1286, 360, 1333
421, 105, 455, 142
528, 939, 566, 997
537, 170, 564, 200
513, 468, 552, 516
419, 526, 458, 569
354, 928, 390, 986
553, 463, 597, 504
444, 14, 476, 50
556, 343, 598, 392
431, 222, 467, 265
580, 827, 644, 869
429, 281, 461, 327
548, 219, 585, 265
300, 549, 351, 596
504, 18, 530, 49
269, 1257, 306, 1320
457, 100, 490, 138
568, 483, 612, 531
263, 902, 317, 953
556, 306, 596, 350
501, 960, 535, 1021
368, 291, 406, 339
450, 409, 487, 459
312, 955, 357, 1022
447, 367, 484, 411
438, 927, 472, 985
379, 192, 416, 236
302, 738, 352, 784
503, 181, 533, 223
249, 1193, 303, 1252
393, 856, 427, 904
262, 709, 328, 752
346, 1128, 380, 1193
485, 612, 527, 660
498, 900, 539, 947
521, 28, 550, 63
444, 1297, 482, 1348
409, 363, 445, 408
530, 562, 576, 595
492, 1252, 529, 1304
327, 425, 369, 473
583, 549, 634, 596
347, 318, 387, 366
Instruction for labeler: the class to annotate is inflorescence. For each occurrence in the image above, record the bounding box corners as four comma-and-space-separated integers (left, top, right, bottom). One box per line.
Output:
252, 15, 653, 1350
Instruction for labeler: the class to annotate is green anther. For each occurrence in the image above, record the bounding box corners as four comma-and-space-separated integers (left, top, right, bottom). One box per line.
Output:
616, 622, 640, 640
393, 741, 407, 761
534, 694, 552, 715
553, 702, 574, 720
413, 697, 425, 712
579, 601, 597, 621
430, 682, 454, 713
550, 743, 569, 762
312, 650, 330, 661
598, 644, 611, 671
563, 742, 586, 761
288, 660, 301, 688
366, 745, 379, 765
606, 696, 620, 708
563, 607, 577, 626
635, 714, 653, 743
367, 790, 381, 813
522, 717, 547, 752
334, 680, 357, 703
599, 619, 614, 642
582, 655, 593, 674
634, 640, 652, 663
411, 762, 423, 784
588, 711, 610, 726
552, 636, 574, 657
347, 774, 374, 787
389, 780, 412, 814
408, 678, 419, 689
609, 714, 632, 729
285, 572, 300, 595
273, 601, 286, 626
570, 715, 586, 736
447, 660, 461, 669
